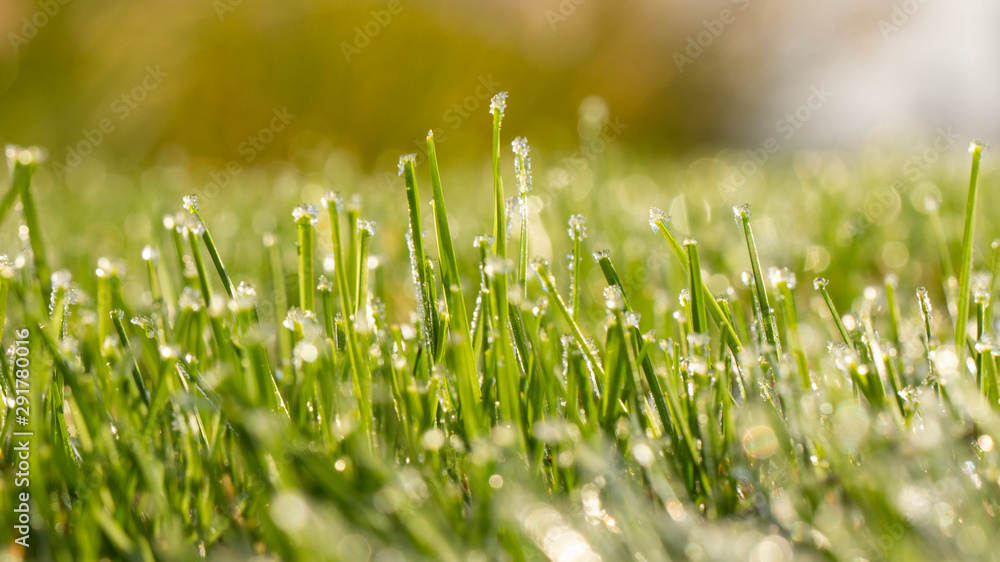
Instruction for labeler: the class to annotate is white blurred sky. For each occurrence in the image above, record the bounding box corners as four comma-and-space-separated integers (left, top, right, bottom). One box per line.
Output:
732, 0, 1000, 147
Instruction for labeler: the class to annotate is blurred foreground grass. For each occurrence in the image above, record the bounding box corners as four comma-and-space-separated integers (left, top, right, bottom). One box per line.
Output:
0, 96, 999, 561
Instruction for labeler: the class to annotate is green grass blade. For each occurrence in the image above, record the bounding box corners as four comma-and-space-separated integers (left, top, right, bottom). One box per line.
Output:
955, 141, 986, 365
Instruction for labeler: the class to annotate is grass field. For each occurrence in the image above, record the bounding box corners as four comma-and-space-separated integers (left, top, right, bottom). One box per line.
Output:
1, 94, 999, 561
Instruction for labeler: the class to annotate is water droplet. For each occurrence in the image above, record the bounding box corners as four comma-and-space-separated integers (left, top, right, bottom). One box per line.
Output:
292, 204, 320, 225
592, 249, 610, 261
349, 218, 374, 238
397, 153, 416, 176
733, 203, 751, 224
141, 245, 159, 262
489, 91, 508, 116
182, 194, 199, 212
970, 139, 989, 153
321, 191, 343, 211
567, 214, 587, 241
648, 207, 669, 233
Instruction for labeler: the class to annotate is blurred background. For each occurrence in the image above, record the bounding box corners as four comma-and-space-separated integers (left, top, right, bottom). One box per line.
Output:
0, 0, 997, 330
1, 0, 998, 179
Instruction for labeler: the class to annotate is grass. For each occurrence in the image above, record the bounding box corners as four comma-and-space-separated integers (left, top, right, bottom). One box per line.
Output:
1, 100, 1000, 561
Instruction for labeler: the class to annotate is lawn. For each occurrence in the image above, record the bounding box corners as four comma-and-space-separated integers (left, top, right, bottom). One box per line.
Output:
1, 94, 998, 561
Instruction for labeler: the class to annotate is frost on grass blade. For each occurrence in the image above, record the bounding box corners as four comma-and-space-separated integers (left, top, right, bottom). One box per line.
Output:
182, 194, 199, 213
648, 207, 669, 233
733, 203, 751, 225
292, 204, 320, 226
398, 153, 416, 176
768, 267, 796, 289
916, 286, 932, 322
592, 249, 611, 261
317, 275, 334, 292
235, 281, 257, 310
321, 191, 344, 211
623, 311, 641, 329
484, 256, 514, 276
131, 315, 157, 339
283, 307, 318, 333
179, 287, 204, 312
512, 136, 532, 193
970, 140, 990, 153
186, 215, 206, 237
473, 234, 495, 249
568, 214, 587, 242
357, 219, 377, 236
489, 91, 508, 116
604, 286, 624, 310
813, 277, 829, 291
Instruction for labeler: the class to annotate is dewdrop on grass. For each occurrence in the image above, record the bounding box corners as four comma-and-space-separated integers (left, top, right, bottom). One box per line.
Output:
813, 277, 829, 291
623, 311, 641, 329
234, 282, 257, 310
179, 287, 204, 312
357, 219, 377, 236
283, 307, 317, 332
5, 145, 45, 167
321, 191, 344, 211
970, 140, 990, 153
397, 153, 416, 176
186, 216, 206, 237
182, 194, 199, 213
489, 91, 508, 116
687, 332, 710, 349
768, 267, 795, 290
141, 245, 159, 262
568, 214, 587, 242
916, 287, 932, 315
592, 249, 611, 261
512, 136, 532, 193
473, 234, 495, 249
51, 270, 72, 291
733, 203, 751, 224
604, 286, 624, 310
678, 289, 691, 307
484, 256, 514, 276
648, 208, 669, 233
317, 275, 334, 292
292, 204, 319, 226
131, 316, 157, 339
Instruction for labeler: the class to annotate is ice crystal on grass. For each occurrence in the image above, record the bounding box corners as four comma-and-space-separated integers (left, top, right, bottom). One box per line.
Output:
182, 195, 199, 213
292, 204, 319, 225
568, 214, 587, 242
489, 91, 508, 116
